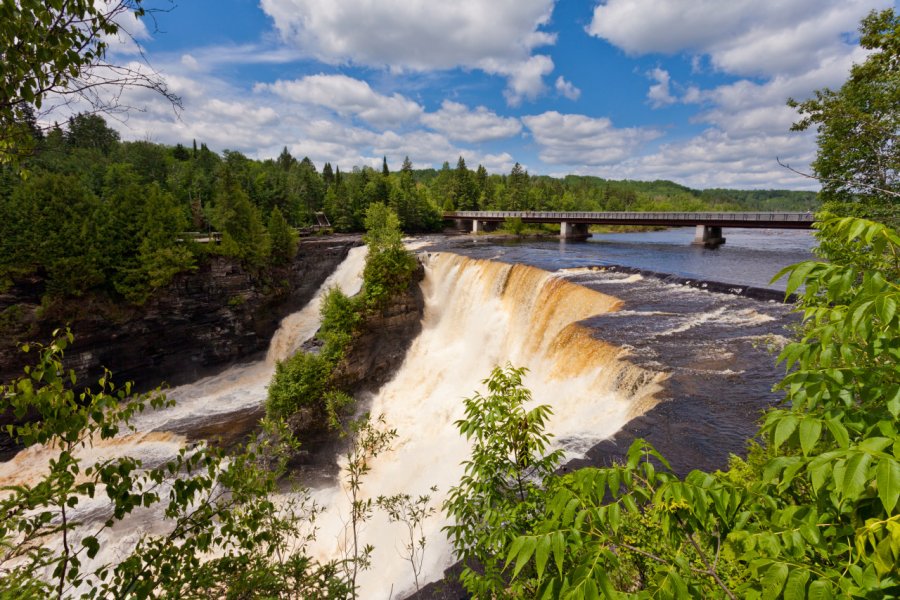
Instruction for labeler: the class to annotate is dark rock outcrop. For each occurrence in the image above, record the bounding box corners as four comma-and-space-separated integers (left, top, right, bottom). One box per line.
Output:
332, 262, 426, 394
0, 236, 360, 392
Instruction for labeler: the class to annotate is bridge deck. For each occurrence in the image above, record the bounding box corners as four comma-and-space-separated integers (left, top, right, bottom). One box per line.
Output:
444, 211, 814, 229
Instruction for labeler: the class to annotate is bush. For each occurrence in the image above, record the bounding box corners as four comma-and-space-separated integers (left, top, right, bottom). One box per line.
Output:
266, 350, 332, 421
492, 216, 900, 598
319, 287, 363, 361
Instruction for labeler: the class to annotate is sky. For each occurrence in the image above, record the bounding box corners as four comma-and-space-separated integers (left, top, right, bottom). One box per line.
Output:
90, 0, 897, 189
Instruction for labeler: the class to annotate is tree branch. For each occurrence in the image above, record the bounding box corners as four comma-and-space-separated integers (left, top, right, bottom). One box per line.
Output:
777, 157, 900, 198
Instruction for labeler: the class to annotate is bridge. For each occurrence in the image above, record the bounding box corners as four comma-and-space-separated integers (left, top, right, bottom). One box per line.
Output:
444, 211, 815, 246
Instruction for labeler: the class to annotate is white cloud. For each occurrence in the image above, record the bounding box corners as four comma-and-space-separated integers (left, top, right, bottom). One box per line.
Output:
587, 0, 890, 78
257, 74, 423, 128
259, 0, 558, 103
421, 101, 522, 143
555, 76, 581, 100
646, 67, 675, 108
180, 54, 200, 71
581, 0, 890, 188
600, 128, 818, 189
523, 111, 662, 166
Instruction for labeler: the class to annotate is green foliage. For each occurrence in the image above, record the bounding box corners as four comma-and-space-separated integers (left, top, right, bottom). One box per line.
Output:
319, 288, 363, 361
489, 217, 900, 599
266, 350, 333, 422
0, 2, 175, 167
377, 486, 439, 593
267, 206, 299, 267
265, 287, 362, 426
362, 203, 418, 309
0, 331, 348, 598
217, 181, 269, 269
444, 365, 564, 597
790, 9, 899, 236
340, 415, 398, 596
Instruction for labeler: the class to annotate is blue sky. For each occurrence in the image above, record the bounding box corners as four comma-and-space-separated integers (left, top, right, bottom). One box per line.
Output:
94, 0, 896, 189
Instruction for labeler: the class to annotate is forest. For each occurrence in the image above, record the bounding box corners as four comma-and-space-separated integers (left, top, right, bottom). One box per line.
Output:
0, 111, 817, 306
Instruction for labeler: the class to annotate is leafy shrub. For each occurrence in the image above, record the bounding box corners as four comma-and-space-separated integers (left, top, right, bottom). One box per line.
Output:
319, 287, 363, 361
493, 216, 900, 598
444, 365, 563, 597
362, 203, 418, 310
0, 331, 348, 598
266, 350, 332, 422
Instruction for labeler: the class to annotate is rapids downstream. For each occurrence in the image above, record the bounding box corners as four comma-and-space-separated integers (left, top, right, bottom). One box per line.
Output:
0, 232, 809, 598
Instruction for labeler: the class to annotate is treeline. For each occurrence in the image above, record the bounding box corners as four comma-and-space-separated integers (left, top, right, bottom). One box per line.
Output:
0, 113, 817, 303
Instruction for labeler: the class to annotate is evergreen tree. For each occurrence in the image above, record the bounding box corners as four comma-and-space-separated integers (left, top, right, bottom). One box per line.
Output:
65, 113, 120, 154
277, 146, 296, 171
451, 156, 478, 211
507, 162, 529, 210
267, 206, 298, 267
217, 175, 269, 268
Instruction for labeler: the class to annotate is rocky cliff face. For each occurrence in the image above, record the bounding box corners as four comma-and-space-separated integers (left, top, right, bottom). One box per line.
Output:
332, 262, 426, 395
0, 236, 360, 392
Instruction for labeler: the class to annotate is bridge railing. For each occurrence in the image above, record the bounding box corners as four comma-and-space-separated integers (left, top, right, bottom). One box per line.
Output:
445, 211, 812, 222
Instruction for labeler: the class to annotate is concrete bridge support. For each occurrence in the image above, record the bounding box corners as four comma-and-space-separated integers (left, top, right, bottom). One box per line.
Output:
559, 221, 590, 239
470, 220, 499, 234
693, 225, 726, 247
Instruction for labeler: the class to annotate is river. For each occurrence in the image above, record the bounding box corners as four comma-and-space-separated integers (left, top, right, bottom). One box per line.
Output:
0, 227, 816, 598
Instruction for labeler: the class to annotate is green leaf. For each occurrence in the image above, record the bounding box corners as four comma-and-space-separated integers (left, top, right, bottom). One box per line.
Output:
761, 562, 788, 599
874, 295, 897, 324
535, 534, 550, 580
782, 261, 819, 296
82, 536, 100, 559
783, 568, 809, 600
773, 415, 799, 449
840, 452, 871, 499
512, 537, 536, 579
552, 531, 565, 576
808, 579, 833, 600
875, 458, 900, 513
607, 502, 621, 533
825, 418, 850, 449
798, 418, 822, 455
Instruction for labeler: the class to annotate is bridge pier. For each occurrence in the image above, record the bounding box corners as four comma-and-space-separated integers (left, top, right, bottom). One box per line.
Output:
470, 220, 498, 234
559, 221, 590, 240
692, 225, 726, 247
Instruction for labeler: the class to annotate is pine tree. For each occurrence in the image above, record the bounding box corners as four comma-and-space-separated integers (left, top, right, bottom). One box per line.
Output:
267, 206, 298, 266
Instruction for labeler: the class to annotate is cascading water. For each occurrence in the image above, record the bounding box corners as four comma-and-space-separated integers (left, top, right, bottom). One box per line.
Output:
0, 245, 369, 584
304, 253, 664, 598
0, 247, 665, 598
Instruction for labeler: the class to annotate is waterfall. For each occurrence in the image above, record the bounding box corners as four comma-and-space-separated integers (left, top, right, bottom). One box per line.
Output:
0, 248, 664, 598
304, 253, 664, 598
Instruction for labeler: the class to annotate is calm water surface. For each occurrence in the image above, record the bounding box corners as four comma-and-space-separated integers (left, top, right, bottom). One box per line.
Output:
434, 227, 817, 291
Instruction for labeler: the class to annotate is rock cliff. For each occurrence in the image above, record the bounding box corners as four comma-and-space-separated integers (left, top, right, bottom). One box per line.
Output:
332, 261, 426, 394
0, 236, 360, 392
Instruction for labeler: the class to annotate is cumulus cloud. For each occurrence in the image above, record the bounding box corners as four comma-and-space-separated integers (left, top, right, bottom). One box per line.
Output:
421, 100, 522, 143
523, 111, 662, 166
601, 128, 817, 189
257, 74, 423, 128
259, 0, 558, 104
587, 0, 890, 78
580, 0, 890, 188
555, 76, 581, 100
646, 67, 675, 108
